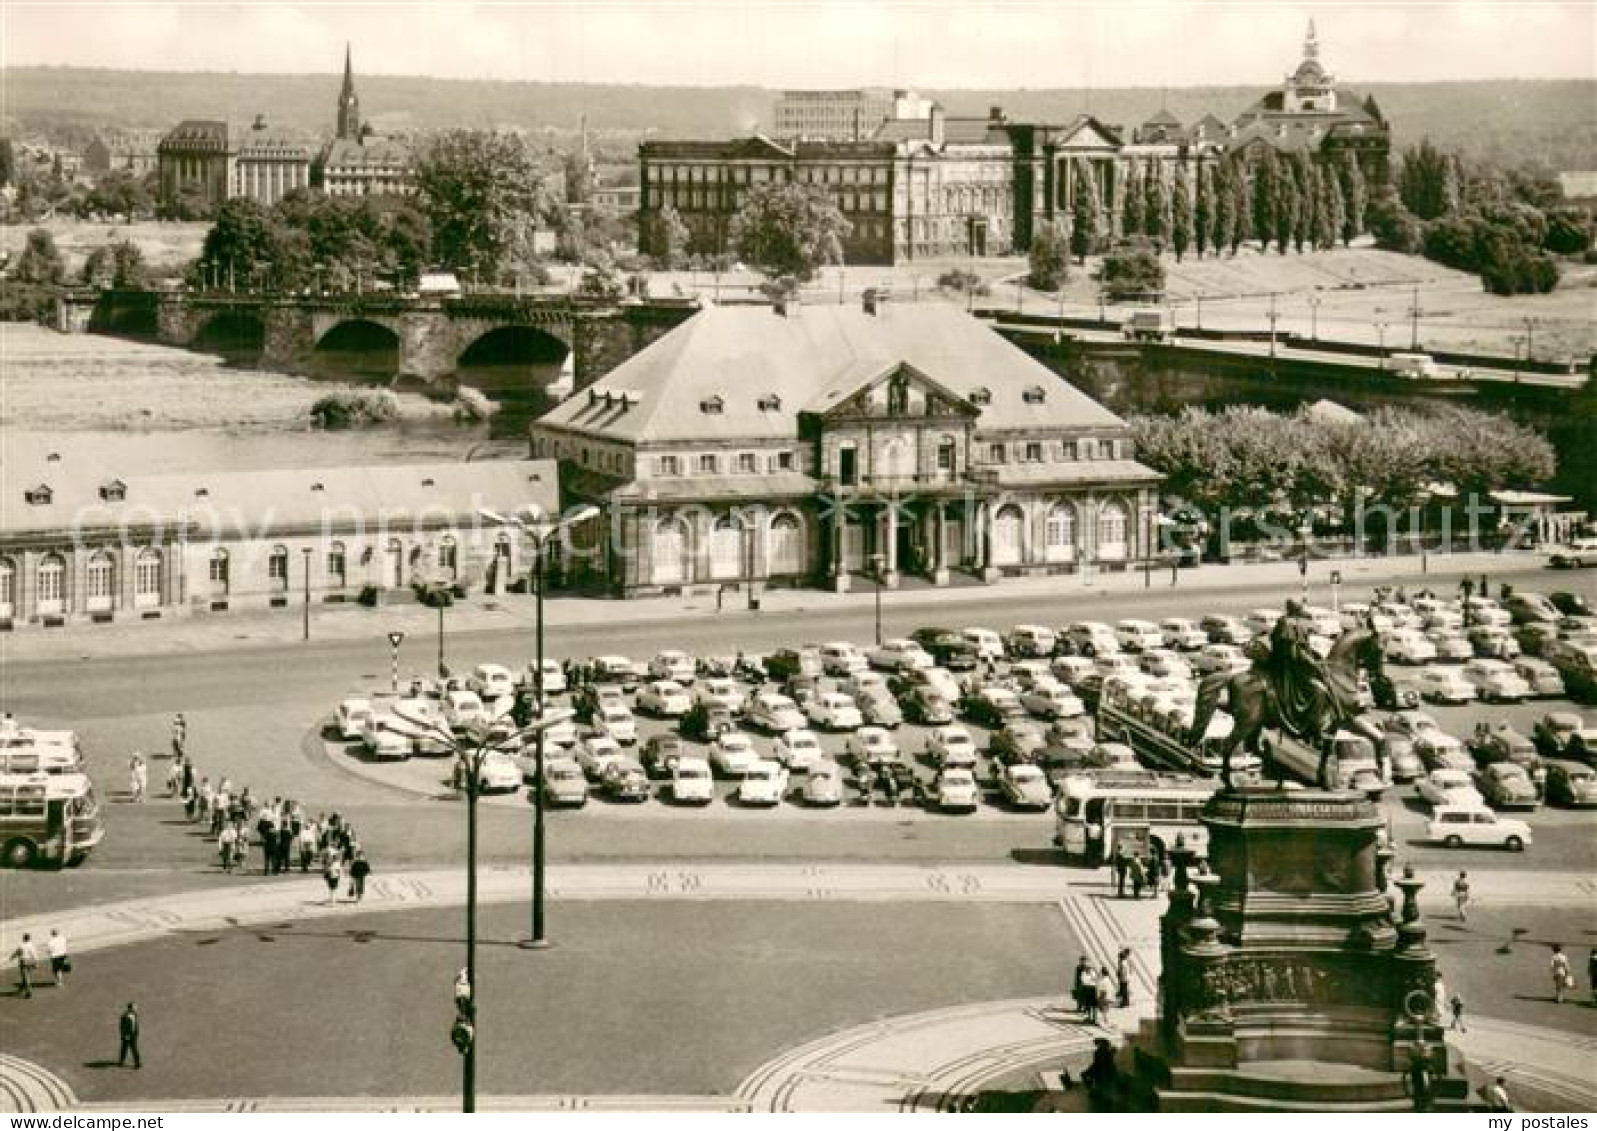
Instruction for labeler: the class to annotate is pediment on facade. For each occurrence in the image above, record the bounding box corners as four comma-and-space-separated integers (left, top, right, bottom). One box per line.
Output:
724, 135, 796, 160
1055, 117, 1122, 152
809, 360, 981, 421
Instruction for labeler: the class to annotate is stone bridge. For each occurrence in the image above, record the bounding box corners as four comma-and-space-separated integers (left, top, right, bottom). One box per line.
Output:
58, 290, 699, 391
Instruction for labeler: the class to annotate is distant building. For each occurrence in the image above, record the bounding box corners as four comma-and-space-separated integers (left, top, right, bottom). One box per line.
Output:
156, 120, 233, 213
313, 45, 414, 196
774, 88, 934, 142
233, 114, 312, 206
876, 105, 1020, 258
589, 184, 641, 211
1557, 171, 1597, 202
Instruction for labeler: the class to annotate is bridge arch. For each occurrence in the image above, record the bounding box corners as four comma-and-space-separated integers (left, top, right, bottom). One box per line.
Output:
313, 319, 401, 381
193, 310, 266, 360
454, 325, 573, 410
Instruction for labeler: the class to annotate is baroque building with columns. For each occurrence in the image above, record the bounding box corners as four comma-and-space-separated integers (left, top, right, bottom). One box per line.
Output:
529, 302, 1160, 599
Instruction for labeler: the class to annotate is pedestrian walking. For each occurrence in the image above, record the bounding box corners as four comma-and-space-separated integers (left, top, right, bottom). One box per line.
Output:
1448, 992, 1466, 1033
171, 713, 187, 758
1129, 855, 1147, 900
323, 854, 344, 904
1551, 945, 1572, 1004
118, 1003, 141, 1069
1095, 967, 1115, 1023
298, 821, 317, 873
1073, 955, 1095, 1021
1452, 871, 1470, 923
128, 753, 146, 802
1115, 947, 1132, 1008
47, 929, 69, 987
218, 823, 238, 873
166, 757, 183, 798
349, 850, 371, 902
12, 934, 38, 998
1112, 846, 1129, 898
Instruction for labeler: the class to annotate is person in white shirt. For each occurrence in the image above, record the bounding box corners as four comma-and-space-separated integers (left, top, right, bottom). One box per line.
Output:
47, 930, 68, 986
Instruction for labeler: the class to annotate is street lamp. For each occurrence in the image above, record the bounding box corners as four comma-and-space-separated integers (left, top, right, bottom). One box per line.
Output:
398, 704, 574, 1114
1267, 292, 1279, 358
1297, 516, 1313, 601
1375, 321, 1389, 372
479, 504, 600, 950
1408, 285, 1422, 350
868, 552, 886, 646
1307, 293, 1322, 341
301, 547, 312, 642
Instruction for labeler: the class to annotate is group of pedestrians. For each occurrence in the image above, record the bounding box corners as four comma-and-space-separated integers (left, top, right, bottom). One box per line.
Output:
1070, 953, 1126, 1025
9, 929, 70, 998
1110, 844, 1168, 900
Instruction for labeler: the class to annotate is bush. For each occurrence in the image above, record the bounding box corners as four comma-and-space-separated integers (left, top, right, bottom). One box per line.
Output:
357, 584, 381, 607
1101, 238, 1165, 301
310, 389, 400, 429
937, 268, 989, 296
0, 280, 57, 323
1545, 208, 1594, 256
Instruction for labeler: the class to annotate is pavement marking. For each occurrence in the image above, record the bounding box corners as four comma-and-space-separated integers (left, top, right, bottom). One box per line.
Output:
0, 1054, 77, 1114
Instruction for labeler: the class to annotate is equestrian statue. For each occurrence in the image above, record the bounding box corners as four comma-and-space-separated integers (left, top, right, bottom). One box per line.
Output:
1187, 600, 1387, 790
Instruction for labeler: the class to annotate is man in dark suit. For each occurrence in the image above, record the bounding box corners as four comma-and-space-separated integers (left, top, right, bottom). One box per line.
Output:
118, 1003, 141, 1069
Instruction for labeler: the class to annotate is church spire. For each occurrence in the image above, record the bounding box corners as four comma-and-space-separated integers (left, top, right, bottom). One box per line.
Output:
336, 42, 361, 141
1304, 18, 1320, 61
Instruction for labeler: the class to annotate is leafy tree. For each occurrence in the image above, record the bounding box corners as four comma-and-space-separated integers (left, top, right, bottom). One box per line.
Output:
1317, 162, 1344, 250
1291, 153, 1316, 253
1143, 166, 1170, 247
1339, 151, 1367, 244
1250, 149, 1280, 252
644, 203, 691, 268
80, 239, 146, 288
1121, 163, 1144, 239
727, 181, 851, 283
1170, 164, 1193, 262
1367, 185, 1422, 253
1398, 139, 1456, 220
85, 170, 149, 221
0, 138, 13, 188
1544, 208, 1593, 255
15, 228, 64, 285
1069, 165, 1101, 263
1229, 163, 1252, 251
1273, 152, 1300, 254
1028, 220, 1070, 290
1193, 164, 1215, 258
194, 198, 279, 288
413, 129, 553, 281
1212, 163, 1238, 255
1101, 237, 1164, 300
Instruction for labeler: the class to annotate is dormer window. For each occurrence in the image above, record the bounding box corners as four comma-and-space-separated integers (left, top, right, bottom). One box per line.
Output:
700, 395, 725, 415
757, 393, 782, 412
1022, 386, 1047, 405
24, 485, 52, 506
421, 477, 435, 487
310, 482, 325, 492
968, 387, 992, 406
194, 487, 210, 499
98, 480, 127, 502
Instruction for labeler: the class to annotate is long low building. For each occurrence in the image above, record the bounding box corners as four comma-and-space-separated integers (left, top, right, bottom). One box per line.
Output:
0, 448, 558, 629
531, 300, 1161, 599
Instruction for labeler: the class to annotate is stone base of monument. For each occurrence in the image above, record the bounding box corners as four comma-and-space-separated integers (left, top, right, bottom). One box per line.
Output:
1102, 786, 1474, 1112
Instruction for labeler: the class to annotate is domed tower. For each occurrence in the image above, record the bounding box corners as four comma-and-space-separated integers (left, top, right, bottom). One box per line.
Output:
1284, 19, 1337, 114
336, 43, 362, 141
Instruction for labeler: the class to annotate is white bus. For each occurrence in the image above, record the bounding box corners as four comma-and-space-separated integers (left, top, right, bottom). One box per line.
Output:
1053, 770, 1216, 867
1, 771, 105, 868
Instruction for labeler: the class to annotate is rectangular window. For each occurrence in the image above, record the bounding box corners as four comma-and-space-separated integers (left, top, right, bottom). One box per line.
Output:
1024, 441, 1043, 463
657, 455, 681, 477
989, 443, 1007, 464
737, 452, 758, 474
268, 554, 288, 582
776, 451, 795, 471
698, 453, 719, 475
1063, 440, 1078, 461
838, 447, 858, 487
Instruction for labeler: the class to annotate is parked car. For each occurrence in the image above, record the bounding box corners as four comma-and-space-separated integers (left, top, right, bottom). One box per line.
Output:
960, 627, 1006, 663
1004, 624, 1057, 658
1065, 621, 1120, 656
1020, 681, 1086, 720
990, 719, 1050, 765
1200, 614, 1251, 645
1384, 629, 1438, 665
1477, 763, 1539, 810
468, 663, 518, 703
1511, 657, 1565, 698
576, 734, 625, 780
1549, 591, 1594, 617
1545, 638, 1597, 703
935, 768, 981, 813
575, 683, 627, 723
802, 760, 846, 806
925, 725, 978, 769
1505, 592, 1562, 624
1050, 655, 1097, 686
1532, 711, 1597, 760
590, 655, 644, 690
1160, 618, 1209, 651
820, 641, 869, 676
1544, 763, 1597, 808
694, 677, 746, 716
1416, 667, 1476, 704
776, 728, 825, 771
337, 696, 375, 741
642, 734, 687, 776
1427, 805, 1531, 851
736, 759, 790, 806
765, 646, 824, 682
1417, 732, 1473, 774
1243, 607, 1283, 636
1469, 625, 1521, 660
856, 687, 904, 729
1115, 619, 1165, 653
1459, 659, 1531, 703
527, 658, 567, 697
360, 715, 412, 760
709, 732, 760, 778
745, 691, 807, 734
464, 750, 521, 794
592, 703, 638, 746
1386, 743, 1425, 784
1193, 644, 1249, 675
598, 758, 650, 802
392, 697, 450, 755
998, 762, 1053, 810
668, 756, 714, 805
1425, 629, 1474, 662
961, 685, 1027, 728
1468, 725, 1544, 786
1417, 768, 1484, 809
845, 726, 901, 766
866, 638, 934, 672
648, 650, 698, 684
680, 701, 736, 743
910, 628, 980, 671
901, 685, 956, 726
439, 689, 486, 732
637, 680, 692, 718
532, 756, 588, 807
807, 691, 864, 731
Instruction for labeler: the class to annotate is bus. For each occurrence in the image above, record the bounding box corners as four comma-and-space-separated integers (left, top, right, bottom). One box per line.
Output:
1, 771, 105, 868
1095, 680, 1259, 780
1053, 770, 1217, 867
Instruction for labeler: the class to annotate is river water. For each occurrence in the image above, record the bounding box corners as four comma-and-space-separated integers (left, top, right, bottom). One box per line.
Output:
2, 324, 526, 473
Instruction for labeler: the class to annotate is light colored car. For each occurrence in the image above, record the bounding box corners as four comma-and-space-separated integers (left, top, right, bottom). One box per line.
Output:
648, 650, 698, 684
1160, 618, 1209, 651
1009, 659, 1055, 691
533, 756, 588, 807
592, 703, 638, 746
820, 641, 869, 676
738, 759, 790, 806
803, 760, 846, 806
856, 687, 904, 729
1469, 625, 1521, 659
1425, 629, 1474, 662
441, 689, 487, 732
1384, 629, 1437, 665
1460, 659, 1531, 703
576, 734, 625, 779
1005, 624, 1058, 658
1533, 711, 1597, 759
528, 658, 567, 697
1243, 607, 1283, 636
468, 663, 517, 703
695, 677, 746, 716
1138, 649, 1193, 680
1051, 656, 1097, 686
669, 756, 715, 805
468, 750, 521, 794
1477, 763, 1539, 810
1463, 598, 1512, 628
336, 696, 375, 741
392, 697, 451, 754
846, 726, 901, 765
528, 706, 578, 749
925, 725, 978, 769
1340, 603, 1395, 634
1417, 768, 1484, 809
935, 768, 981, 813
960, 627, 1006, 662
1511, 657, 1565, 698
1298, 606, 1343, 638
1387, 744, 1425, 784
591, 655, 644, 688
843, 670, 891, 699
867, 638, 934, 672
1020, 681, 1086, 720
1427, 805, 1531, 851
1416, 731, 1472, 773
638, 680, 692, 718
1201, 614, 1252, 645
1422, 606, 1465, 631
767, 727, 820, 770
360, 715, 411, 760
1546, 536, 1597, 568
1065, 621, 1120, 656
807, 691, 864, 731
998, 762, 1053, 810
709, 732, 759, 778
903, 665, 963, 701
1094, 653, 1142, 681
746, 691, 807, 734
1193, 644, 1249, 675
1416, 666, 1476, 704
1115, 619, 1165, 652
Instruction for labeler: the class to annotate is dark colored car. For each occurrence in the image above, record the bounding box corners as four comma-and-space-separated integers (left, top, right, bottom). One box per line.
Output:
910, 628, 981, 672
1544, 763, 1597, 808
679, 701, 735, 743
598, 758, 651, 802
989, 719, 1049, 765
766, 647, 824, 682
901, 685, 956, 726
1468, 725, 1545, 786
1550, 592, 1593, 618
642, 734, 687, 776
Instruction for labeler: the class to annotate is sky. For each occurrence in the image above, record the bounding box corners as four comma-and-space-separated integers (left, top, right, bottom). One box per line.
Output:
1, 1, 1592, 88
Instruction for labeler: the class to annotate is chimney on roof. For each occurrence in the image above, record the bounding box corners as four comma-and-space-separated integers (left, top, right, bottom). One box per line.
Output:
989, 105, 1005, 123
862, 288, 880, 316
930, 103, 945, 147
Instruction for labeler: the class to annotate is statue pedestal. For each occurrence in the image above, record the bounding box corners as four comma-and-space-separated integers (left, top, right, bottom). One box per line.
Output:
1120, 788, 1471, 1112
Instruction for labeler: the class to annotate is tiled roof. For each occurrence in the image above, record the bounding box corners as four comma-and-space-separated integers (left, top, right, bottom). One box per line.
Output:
320, 135, 413, 169
1, 442, 557, 539
535, 304, 1128, 445
158, 120, 228, 152
991, 460, 1159, 487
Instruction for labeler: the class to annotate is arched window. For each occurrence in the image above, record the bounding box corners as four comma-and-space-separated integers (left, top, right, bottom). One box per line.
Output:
86, 550, 116, 611
652, 516, 691, 586
36, 554, 66, 615
0, 558, 15, 618
384, 538, 404, 588
268, 544, 290, 591
1098, 502, 1129, 561
992, 504, 1025, 567
708, 514, 744, 580
768, 512, 805, 576
134, 548, 162, 607
208, 548, 230, 594
1045, 503, 1077, 563
438, 535, 459, 579
326, 541, 347, 589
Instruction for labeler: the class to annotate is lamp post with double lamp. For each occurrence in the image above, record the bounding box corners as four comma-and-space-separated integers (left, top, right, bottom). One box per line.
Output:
478, 505, 600, 950
1297, 516, 1313, 601
397, 704, 575, 1114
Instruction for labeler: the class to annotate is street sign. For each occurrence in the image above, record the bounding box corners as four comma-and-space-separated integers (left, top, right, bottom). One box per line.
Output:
1330, 570, 1342, 586
387, 631, 406, 648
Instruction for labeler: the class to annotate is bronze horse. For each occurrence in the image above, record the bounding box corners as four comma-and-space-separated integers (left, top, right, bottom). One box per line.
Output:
1188, 624, 1386, 790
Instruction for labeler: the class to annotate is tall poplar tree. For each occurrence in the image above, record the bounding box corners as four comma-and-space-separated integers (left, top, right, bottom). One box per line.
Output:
1251, 149, 1280, 252
1340, 152, 1367, 244
1171, 164, 1194, 262
1193, 164, 1215, 258
1070, 164, 1102, 264
1122, 162, 1145, 239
